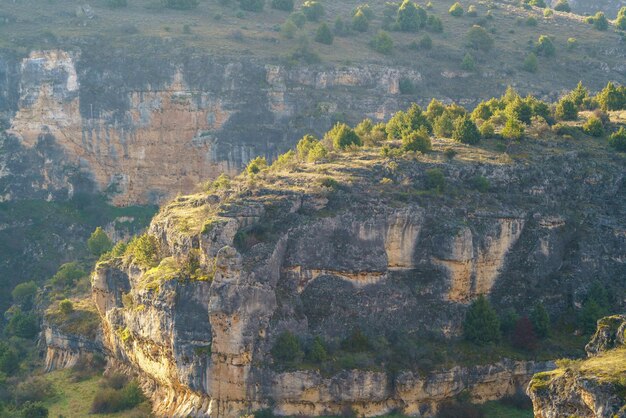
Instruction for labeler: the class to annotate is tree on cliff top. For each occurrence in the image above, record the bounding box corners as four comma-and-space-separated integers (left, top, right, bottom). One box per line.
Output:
88, 227, 113, 256
463, 295, 501, 345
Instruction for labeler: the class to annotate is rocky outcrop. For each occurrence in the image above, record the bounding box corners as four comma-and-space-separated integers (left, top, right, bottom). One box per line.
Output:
528, 315, 626, 418
89, 145, 625, 417
42, 325, 103, 372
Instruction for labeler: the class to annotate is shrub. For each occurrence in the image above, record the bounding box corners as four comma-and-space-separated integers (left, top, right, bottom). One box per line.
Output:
19, 402, 49, 418
426, 99, 446, 121
88, 227, 113, 256
239, 0, 264, 12
500, 308, 520, 336
386, 104, 431, 140
479, 121, 495, 137
352, 10, 369, 32
583, 116, 604, 137
522, 52, 538, 72
397, 0, 425, 32
370, 31, 394, 54
433, 113, 455, 138
0, 343, 19, 375
314, 23, 333, 44
511, 317, 538, 351
302, 1, 324, 21
402, 127, 432, 152
12, 281, 38, 308
90, 381, 145, 414
424, 168, 445, 192
15, 377, 55, 405
354, 3, 374, 19
399, 78, 415, 94
125, 234, 160, 269
467, 4, 477, 16
461, 53, 476, 71
449, 2, 464, 17
271, 0, 293, 11
463, 295, 501, 344
296, 134, 318, 160
307, 143, 328, 162
616, 7, 626, 30
555, 98, 578, 121
501, 117, 525, 140
591, 12, 609, 31
326, 123, 362, 150
271, 331, 302, 362
530, 302, 550, 338
288, 11, 307, 28
506, 98, 532, 125
525, 16, 537, 26
535, 35, 555, 57
469, 175, 490, 192
50, 262, 86, 288
580, 282, 610, 334
453, 116, 481, 144
426, 14, 443, 32
307, 337, 328, 363
466, 25, 493, 51
418, 34, 433, 49
341, 328, 371, 352
554, 0, 570, 12
595, 82, 626, 111
59, 299, 74, 315
161, 0, 198, 9
246, 156, 268, 175
281, 20, 297, 38
609, 127, 626, 151
543, 7, 553, 17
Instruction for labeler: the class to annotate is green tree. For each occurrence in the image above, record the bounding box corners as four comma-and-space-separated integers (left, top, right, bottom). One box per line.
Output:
463, 295, 501, 344
6, 311, 39, 339
501, 117, 525, 140
246, 156, 268, 175
426, 98, 446, 121
370, 31, 394, 54
433, 113, 455, 137
50, 262, 86, 288
616, 7, 626, 30
591, 12, 609, 31
522, 52, 538, 73
583, 116, 604, 137
271, 331, 302, 363
0, 342, 19, 375
352, 10, 369, 32
452, 116, 481, 144
271, 0, 294, 11
461, 52, 476, 71
596, 82, 626, 111
307, 337, 328, 363
12, 281, 38, 309
239, 0, 264, 12
506, 97, 533, 125
608, 127, 626, 151
530, 302, 550, 338
314, 23, 334, 44
500, 308, 520, 336
19, 402, 49, 418
554, 0, 570, 12
326, 123, 362, 149
402, 127, 432, 152
535, 35, 555, 57
126, 234, 160, 269
555, 97, 578, 121
568, 81, 589, 107
88, 227, 113, 256
307, 143, 328, 162
397, 0, 424, 32
449, 2, 464, 17
302, 1, 324, 21
59, 299, 74, 315
296, 134, 318, 160
580, 282, 610, 334
466, 25, 494, 51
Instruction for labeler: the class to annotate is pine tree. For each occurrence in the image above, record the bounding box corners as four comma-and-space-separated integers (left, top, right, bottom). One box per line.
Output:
463, 295, 501, 344
87, 227, 113, 256
452, 115, 481, 144
530, 302, 550, 338
315, 23, 334, 45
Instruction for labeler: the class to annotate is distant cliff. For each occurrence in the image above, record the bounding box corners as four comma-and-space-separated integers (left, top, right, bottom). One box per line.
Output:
528, 315, 626, 418
88, 139, 625, 416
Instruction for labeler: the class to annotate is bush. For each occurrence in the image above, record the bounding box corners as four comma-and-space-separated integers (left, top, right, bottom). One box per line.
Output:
341, 328, 371, 352
386, 104, 431, 140
352, 10, 369, 32
616, 7, 626, 30
506, 97, 533, 125
467, 4, 477, 17
449, 2, 464, 17
501, 117, 525, 140
161, 0, 198, 9
325, 123, 362, 150
125, 234, 160, 269
466, 25, 493, 51
370, 31, 393, 54
595, 82, 626, 111
555, 98, 578, 121
88, 227, 113, 256
511, 317, 538, 351
530, 302, 550, 338
583, 116, 604, 137
281, 20, 297, 38
580, 281, 610, 334
90, 381, 144, 414
453, 116, 481, 144
402, 127, 432, 152
15, 377, 55, 405
479, 121, 495, 137
522, 52, 538, 73
463, 295, 501, 344
433, 113, 454, 138
12, 281, 38, 309
314, 23, 333, 44
288, 11, 307, 28
19, 402, 49, 418
397, 0, 425, 32
426, 14, 443, 32
418, 34, 433, 49
500, 308, 520, 336
0, 342, 19, 375
302, 1, 324, 21
461, 53, 476, 71
6, 311, 39, 339
246, 156, 268, 175
271, 331, 302, 363
554, 0, 570, 12
535, 35, 555, 57
609, 127, 626, 151
306, 337, 328, 363
469, 175, 490, 192
59, 299, 74, 315
424, 168, 445, 192
50, 262, 86, 288
271, 0, 293, 11
591, 12, 609, 31
239, 0, 263, 12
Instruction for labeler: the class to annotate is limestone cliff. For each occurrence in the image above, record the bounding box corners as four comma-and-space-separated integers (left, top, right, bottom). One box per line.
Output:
528, 315, 626, 418
91, 141, 625, 417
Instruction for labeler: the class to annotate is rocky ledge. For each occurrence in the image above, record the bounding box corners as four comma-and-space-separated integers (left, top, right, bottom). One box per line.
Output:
528, 315, 626, 418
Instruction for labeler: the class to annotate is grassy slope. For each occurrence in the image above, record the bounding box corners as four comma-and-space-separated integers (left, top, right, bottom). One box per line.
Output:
43, 369, 151, 418
1, 0, 623, 94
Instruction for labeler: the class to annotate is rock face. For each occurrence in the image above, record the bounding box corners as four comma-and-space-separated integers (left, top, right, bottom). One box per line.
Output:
561, 0, 626, 18
42, 325, 103, 372
528, 315, 626, 418
91, 145, 625, 417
